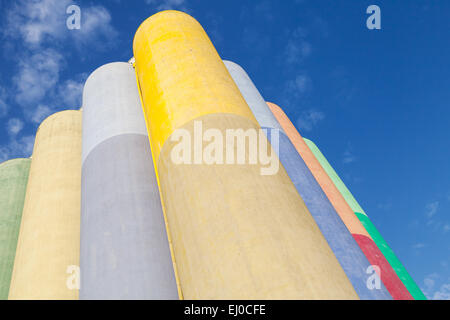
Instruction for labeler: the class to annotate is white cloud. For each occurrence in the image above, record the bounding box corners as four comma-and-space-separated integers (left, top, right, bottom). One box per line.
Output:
4, 0, 117, 50
285, 41, 312, 65
57, 75, 87, 109
14, 49, 64, 107
286, 74, 312, 97
4, 0, 70, 47
424, 274, 437, 291
15, 66, 85, 123
0, 147, 10, 163
412, 243, 426, 250
283, 73, 314, 115
0, 135, 35, 163
2, 0, 112, 122
146, 0, 187, 11
0, 0, 118, 163
342, 144, 357, 164
7, 118, 25, 136
10, 135, 35, 156
31, 105, 53, 124
0, 87, 8, 117
423, 200, 450, 233
71, 6, 118, 50
433, 283, 450, 300
422, 273, 438, 298
425, 201, 439, 219
296, 109, 325, 132
284, 27, 312, 65
422, 274, 450, 300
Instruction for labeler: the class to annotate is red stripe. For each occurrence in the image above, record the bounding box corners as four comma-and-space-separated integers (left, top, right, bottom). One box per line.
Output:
353, 234, 413, 300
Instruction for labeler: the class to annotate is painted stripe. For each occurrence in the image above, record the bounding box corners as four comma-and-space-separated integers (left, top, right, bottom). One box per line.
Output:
305, 138, 426, 300
9, 111, 81, 300
134, 11, 358, 299
355, 213, 426, 299
224, 61, 283, 131
268, 103, 369, 236
0, 159, 31, 300
80, 62, 178, 299
225, 61, 390, 299
353, 234, 413, 300
268, 103, 413, 300
304, 139, 366, 216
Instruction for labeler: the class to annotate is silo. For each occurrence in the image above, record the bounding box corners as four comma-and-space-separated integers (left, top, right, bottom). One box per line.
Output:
133, 10, 358, 299
304, 138, 426, 300
9, 111, 82, 300
268, 103, 413, 300
80, 62, 179, 299
0, 159, 31, 300
224, 60, 391, 299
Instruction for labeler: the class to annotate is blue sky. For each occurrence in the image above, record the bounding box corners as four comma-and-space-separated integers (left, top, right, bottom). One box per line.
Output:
0, 0, 448, 299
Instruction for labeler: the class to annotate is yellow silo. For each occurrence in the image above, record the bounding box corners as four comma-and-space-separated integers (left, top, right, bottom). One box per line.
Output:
9, 110, 82, 300
134, 11, 357, 300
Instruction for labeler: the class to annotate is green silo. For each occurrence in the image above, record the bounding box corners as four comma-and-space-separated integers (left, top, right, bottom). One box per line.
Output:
0, 158, 31, 300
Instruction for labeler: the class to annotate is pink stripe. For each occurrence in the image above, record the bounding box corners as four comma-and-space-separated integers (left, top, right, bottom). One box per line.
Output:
353, 234, 413, 300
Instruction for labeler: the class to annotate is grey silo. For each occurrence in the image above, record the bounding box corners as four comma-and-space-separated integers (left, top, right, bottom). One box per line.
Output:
81, 62, 178, 300
224, 60, 392, 300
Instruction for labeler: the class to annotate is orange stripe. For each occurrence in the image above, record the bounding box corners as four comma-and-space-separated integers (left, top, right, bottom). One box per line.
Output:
267, 102, 369, 237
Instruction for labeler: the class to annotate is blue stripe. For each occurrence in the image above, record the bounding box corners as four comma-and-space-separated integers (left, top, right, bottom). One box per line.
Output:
264, 127, 392, 300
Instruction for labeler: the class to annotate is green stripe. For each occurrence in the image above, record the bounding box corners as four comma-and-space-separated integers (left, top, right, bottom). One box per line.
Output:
355, 212, 426, 300
303, 138, 426, 300
304, 139, 365, 215
0, 159, 31, 300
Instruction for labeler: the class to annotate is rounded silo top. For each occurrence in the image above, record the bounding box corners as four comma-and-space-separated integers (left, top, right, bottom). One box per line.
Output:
133, 10, 202, 53
81, 62, 148, 164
